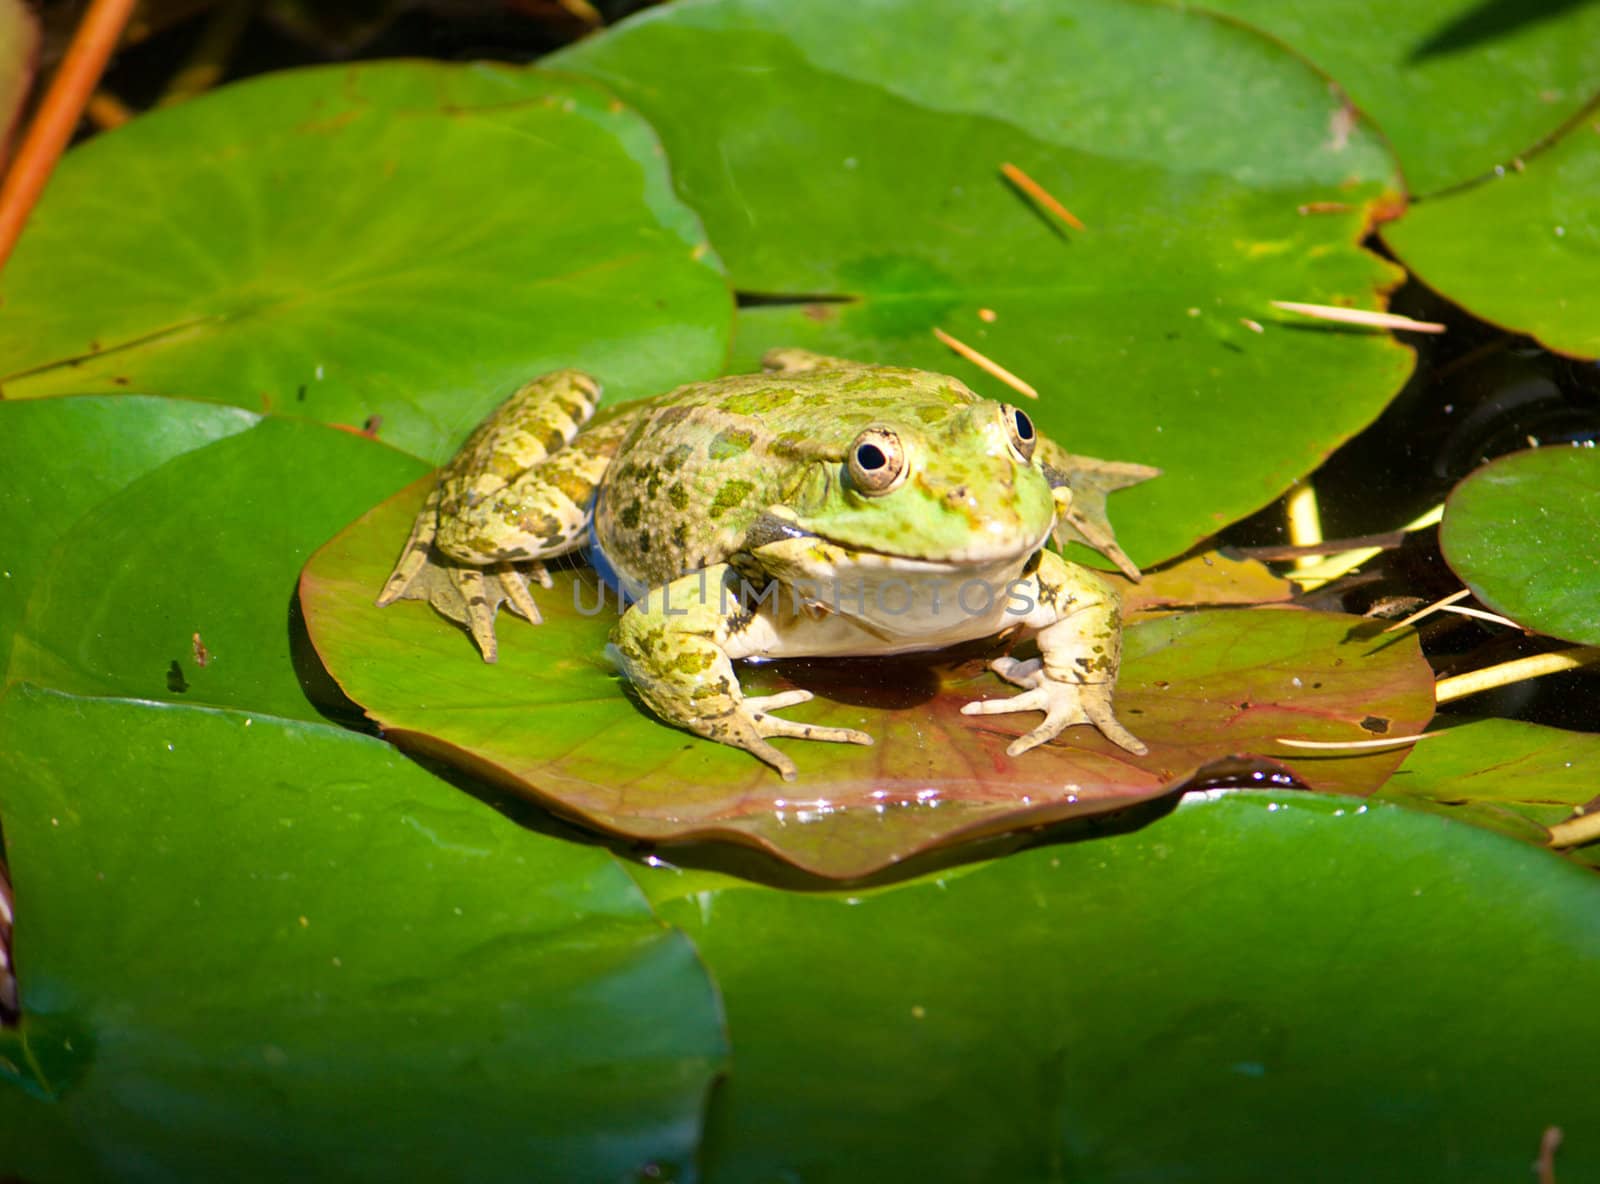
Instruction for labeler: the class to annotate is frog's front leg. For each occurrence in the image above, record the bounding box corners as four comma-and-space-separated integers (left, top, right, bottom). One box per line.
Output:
610, 565, 872, 781
961, 551, 1148, 757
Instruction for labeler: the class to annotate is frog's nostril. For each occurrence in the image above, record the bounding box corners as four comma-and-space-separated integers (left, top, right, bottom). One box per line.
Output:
947, 485, 968, 502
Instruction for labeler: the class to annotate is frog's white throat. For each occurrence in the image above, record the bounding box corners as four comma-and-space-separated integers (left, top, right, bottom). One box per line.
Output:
739, 533, 1047, 656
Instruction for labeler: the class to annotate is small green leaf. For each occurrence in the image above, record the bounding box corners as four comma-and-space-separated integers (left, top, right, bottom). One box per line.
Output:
1384, 117, 1600, 358
301, 477, 1435, 879
1440, 446, 1600, 646
556, 0, 1413, 568
1382, 717, 1600, 864
0, 685, 727, 1183
0, 62, 731, 461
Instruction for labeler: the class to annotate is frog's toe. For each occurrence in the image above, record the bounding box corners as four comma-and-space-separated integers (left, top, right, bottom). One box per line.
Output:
963, 688, 1083, 757
747, 692, 873, 748
989, 656, 1043, 689
1083, 699, 1148, 756
495, 562, 544, 625
733, 691, 874, 780
457, 568, 500, 663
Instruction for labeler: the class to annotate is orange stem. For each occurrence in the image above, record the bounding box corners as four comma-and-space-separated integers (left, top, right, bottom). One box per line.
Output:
0, 0, 139, 273
1000, 161, 1086, 231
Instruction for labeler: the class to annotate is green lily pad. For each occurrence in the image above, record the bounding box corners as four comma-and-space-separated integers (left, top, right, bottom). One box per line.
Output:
0, 395, 260, 679
0, 684, 727, 1182
0, 62, 731, 462
1384, 116, 1600, 359
299, 477, 1435, 879
555, 0, 1414, 569
1439, 446, 1600, 645
630, 790, 1600, 1180
0, 396, 428, 721
1198, 0, 1600, 195
1381, 716, 1600, 866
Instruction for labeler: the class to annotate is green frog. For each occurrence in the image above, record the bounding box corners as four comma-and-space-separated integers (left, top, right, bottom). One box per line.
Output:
378, 349, 1157, 780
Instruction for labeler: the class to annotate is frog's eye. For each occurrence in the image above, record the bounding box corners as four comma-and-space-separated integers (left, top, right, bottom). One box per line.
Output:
1003, 406, 1037, 462
847, 427, 908, 495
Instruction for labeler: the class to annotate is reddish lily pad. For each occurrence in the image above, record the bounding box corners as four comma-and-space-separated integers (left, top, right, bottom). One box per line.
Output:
301, 479, 1435, 878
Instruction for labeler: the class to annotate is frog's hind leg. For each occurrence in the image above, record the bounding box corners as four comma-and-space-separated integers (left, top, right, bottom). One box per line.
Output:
378, 370, 618, 662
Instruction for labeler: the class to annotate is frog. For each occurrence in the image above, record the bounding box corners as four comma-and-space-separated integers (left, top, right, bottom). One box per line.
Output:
378, 348, 1158, 781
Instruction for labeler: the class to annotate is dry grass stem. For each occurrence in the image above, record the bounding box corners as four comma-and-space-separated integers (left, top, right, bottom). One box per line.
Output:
932, 328, 1039, 399
1000, 161, 1085, 230
1435, 647, 1600, 704
1275, 733, 1436, 751
1287, 504, 1444, 588
1382, 588, 1473, 633
0, 0, 140, 271
1271, 300, 1447, 334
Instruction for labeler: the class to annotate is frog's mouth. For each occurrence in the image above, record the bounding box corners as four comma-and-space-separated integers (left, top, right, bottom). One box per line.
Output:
746, 511, 1049, 569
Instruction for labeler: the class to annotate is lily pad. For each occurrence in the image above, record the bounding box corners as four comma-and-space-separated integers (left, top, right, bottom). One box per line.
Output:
0, 395, 260, 679
556, 0, 1414, 569
1439, 446, 1600, 645
1384, 116, 1600, 359
0, 396, 427, 722
0, 61, 731, 462
1198, 0, 1600, 195
0, 684, 727, 1182
300, 478, 1435, 879
1119, 549, 1295, 618
631, 791, 1600, 1181
1381, 716, 1600, 866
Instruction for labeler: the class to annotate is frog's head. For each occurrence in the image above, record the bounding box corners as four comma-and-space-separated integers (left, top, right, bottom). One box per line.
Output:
780, 400, 1056, 566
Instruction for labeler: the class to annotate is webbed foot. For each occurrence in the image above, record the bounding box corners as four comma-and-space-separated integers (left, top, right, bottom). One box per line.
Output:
377, 508, 550, 663
961, 656, 1147, 757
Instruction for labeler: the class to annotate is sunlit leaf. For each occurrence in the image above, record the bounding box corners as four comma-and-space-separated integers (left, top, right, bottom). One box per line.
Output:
0, 62, 731, 461
555, 0, 1413, 568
